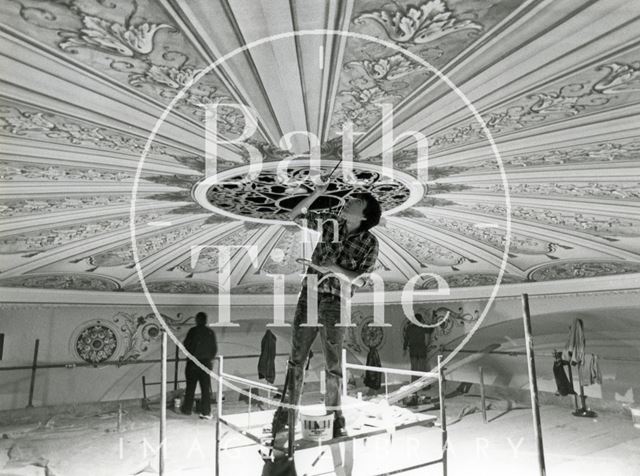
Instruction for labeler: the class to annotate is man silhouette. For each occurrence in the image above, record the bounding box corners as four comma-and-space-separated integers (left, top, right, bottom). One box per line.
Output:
181, 312, 217, 419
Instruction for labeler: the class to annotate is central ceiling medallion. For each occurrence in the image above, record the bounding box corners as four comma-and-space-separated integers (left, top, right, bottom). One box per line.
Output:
193, 159, 424, 224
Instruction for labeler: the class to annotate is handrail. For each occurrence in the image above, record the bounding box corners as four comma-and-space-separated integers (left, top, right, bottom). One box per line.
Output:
220, 371, 278, 392
442, 348, 640, 363
345, 361, 438, 378
0, 352, 289, 372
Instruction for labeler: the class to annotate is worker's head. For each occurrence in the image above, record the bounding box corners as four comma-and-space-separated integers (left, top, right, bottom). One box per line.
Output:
340, 192, 382, 232
415, 313, 424, 323
195, 312, 208, 326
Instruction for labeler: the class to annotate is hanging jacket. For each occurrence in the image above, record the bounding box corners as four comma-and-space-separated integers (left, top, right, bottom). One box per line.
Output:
258, 330, 277, 384
579, 353, 603, 386
552, 354, 575, 396
563, 318, 585, 365
363, 347, 382, 390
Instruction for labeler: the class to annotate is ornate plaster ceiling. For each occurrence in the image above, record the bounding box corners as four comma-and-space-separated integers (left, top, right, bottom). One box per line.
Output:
0, 0, 639, 296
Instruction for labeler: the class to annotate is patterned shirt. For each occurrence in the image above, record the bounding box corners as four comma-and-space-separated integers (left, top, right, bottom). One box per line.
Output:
294, 210, 379, 297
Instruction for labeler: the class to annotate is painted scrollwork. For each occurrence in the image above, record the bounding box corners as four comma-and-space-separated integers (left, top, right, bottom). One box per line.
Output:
0, 103, 194, 162
171, 230, 248, 276
381, 226, 471, 269
592, 61, 640, 94
470, 204, 640, 238
0, 195, 132, 218
1, 212, 158, 255
0, 161, 133, 182
529, 260, 640, 282
80, 221, 206, 270
59, 14, 172, 57
113, 311, 162, 362
470, 139, 640, 169
354, 0, 483, 45
346, 53, 428, 82
418, 273, 523, 289
431, 59, 640, 149
0, 274, 120, 291
486, 182, 640, 201
417, 215, 568, 257
130, 64, 202, 88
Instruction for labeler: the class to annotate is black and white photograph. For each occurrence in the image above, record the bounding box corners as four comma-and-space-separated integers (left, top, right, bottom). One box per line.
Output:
0, 0, 639, 474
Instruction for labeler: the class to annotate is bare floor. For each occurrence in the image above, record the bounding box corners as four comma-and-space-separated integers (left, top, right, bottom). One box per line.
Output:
1, 395, 638, 476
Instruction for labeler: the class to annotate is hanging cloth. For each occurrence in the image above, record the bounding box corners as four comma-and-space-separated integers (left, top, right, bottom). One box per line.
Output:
364, 347, 382, 390
579, 354, 603, 386
563, 318, 585, 366
258, 330, 277, 384
552, 352, 575, 396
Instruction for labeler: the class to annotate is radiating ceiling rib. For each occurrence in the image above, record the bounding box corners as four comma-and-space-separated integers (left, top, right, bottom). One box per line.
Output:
442, 193, 640, 219
0, 145, 198, 176
372, 229, 425, 280
320, 0, 354, 143
353, 0, 542, 150
388, 217, 524, 277
0, 202, 183, 236
424, 207, 640, 261
403, 19, 640, 149
357, 0, 639, 159
438, 163, 638, 183
0, 60, 244, 164
220, 0, 309, 154
0, 27, 244, 159
158, 0, 281, 146
121, 222, 244, 287
0, 215, 209, 278
0, 182, 182, 199
233, 224, 284, 287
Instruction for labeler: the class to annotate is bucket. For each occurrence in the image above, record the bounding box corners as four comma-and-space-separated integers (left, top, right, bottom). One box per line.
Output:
630, 406, 640, 429
300, 406, 333, 441
174, 397, 181, 412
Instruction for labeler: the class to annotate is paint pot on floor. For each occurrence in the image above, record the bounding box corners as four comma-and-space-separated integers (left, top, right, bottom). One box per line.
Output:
300, 404, 333, 441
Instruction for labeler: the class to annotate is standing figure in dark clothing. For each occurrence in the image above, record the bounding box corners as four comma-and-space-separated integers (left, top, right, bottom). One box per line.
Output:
181, 312, 218, 419
403, 313, 434, 382
271, 178, 381, 439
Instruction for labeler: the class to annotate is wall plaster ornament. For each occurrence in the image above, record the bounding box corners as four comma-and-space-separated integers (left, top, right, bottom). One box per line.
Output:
72, 320, 120, 364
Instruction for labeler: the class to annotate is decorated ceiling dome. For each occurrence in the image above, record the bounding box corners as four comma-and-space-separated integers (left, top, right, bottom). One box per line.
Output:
0, 0, 639, 297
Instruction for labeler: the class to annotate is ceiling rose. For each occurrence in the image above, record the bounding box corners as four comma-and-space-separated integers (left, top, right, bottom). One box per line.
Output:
192, 159, 425, 224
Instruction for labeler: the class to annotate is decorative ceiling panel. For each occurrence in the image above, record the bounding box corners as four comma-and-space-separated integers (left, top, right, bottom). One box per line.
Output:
0, 0, 638, 296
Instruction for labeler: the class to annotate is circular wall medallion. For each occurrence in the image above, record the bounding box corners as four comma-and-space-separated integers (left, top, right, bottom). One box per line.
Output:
73, 321, 119, 364
359, 315, 386, 350
193, 159, 424, 224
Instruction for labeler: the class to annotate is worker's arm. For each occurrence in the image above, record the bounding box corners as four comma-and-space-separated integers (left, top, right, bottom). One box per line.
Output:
289, 179, 330, 219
